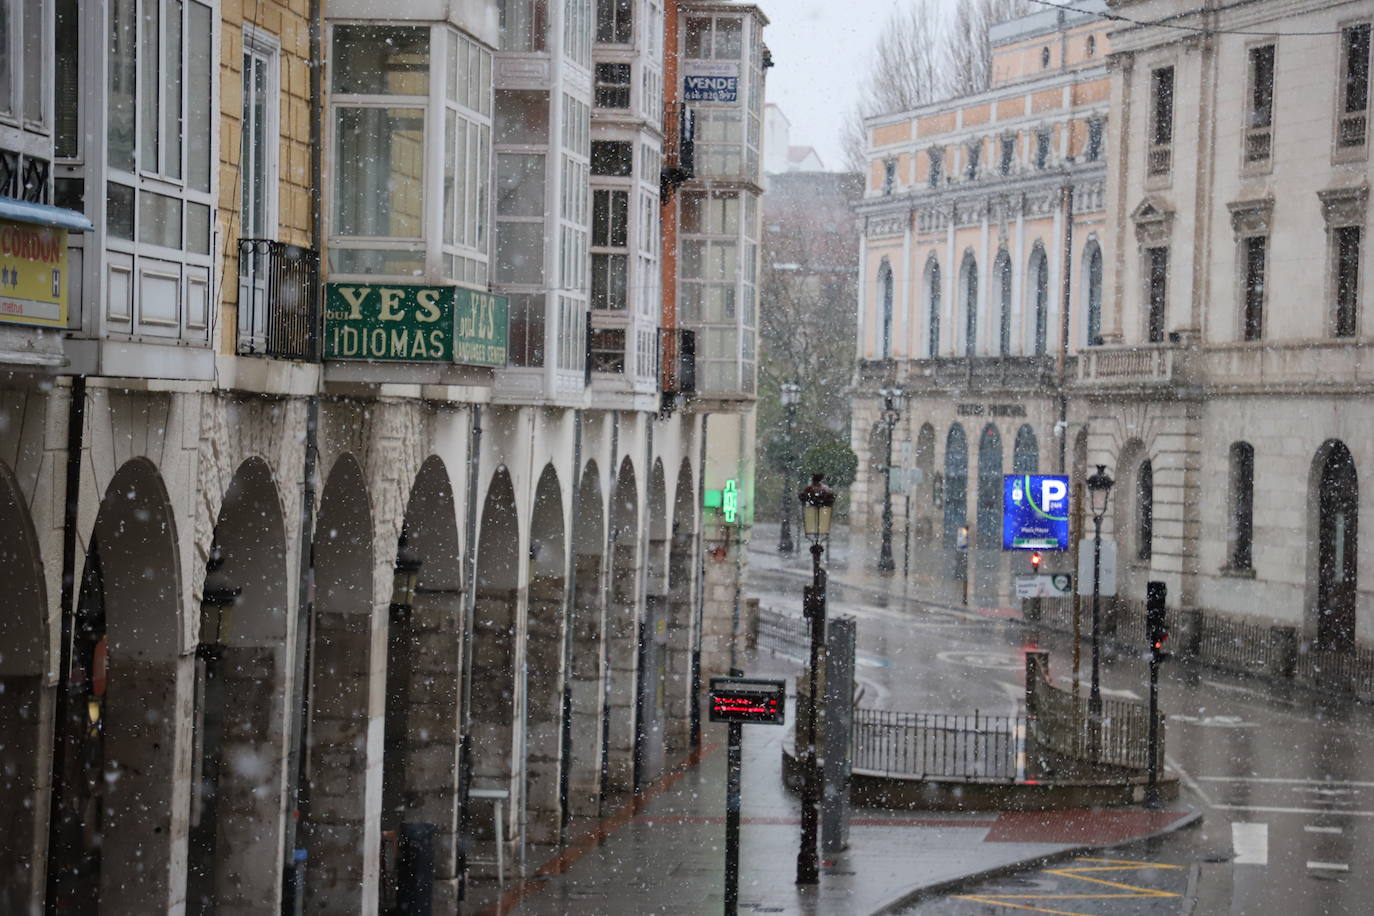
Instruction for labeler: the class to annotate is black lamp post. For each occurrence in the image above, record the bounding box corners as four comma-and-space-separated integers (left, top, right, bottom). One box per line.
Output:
796, 474, 835, 886
778, 382, 801, 555
1085, 464, 1114, 731
876, 387, 904, 573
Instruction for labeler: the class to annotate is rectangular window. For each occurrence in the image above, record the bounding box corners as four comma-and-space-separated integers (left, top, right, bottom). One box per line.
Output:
927, 148, 942, 188
241, 34, 278, 241
591, 188, 628, 309
595, 62, 631, 108
1147, 246, 1168, 343
965, 142, 980, 180
500, 0, 548, 53
592, 140, 633, 176
1245, 45, 1275, 164
333, 108, 426, 238
109, 0, 136, 171
589, 327, 626, 373
882, 159, 895, 195
1034, 128, 1050, 169
1340, 24, 1371, 147
1335, 225, 1361, 337
1149, 66, 1174, 175
999, 136, 1014, 175
507, 293, 546, 367
1086, 118, 1104, 162
596, 0, 632, 44
21, 0, 43, 125
1242, 236, 1266, 341
0, 3, 10, 116
1229, 443, 1255, 571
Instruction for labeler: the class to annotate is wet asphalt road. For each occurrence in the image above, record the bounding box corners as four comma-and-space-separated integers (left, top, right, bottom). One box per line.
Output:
744, 534, 1374, 915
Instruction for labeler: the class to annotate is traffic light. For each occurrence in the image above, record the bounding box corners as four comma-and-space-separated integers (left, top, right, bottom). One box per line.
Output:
1029, 551, 1043, 572
1146, 580, 1168, 657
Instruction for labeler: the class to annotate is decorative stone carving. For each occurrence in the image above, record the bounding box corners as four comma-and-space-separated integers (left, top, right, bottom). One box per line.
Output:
1227, 197, 1275, 237
1317, 184, 1369, 228
1132, 196, 1174, 246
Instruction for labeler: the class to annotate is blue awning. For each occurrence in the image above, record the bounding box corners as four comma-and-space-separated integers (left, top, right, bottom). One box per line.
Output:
0, 197, 94, 232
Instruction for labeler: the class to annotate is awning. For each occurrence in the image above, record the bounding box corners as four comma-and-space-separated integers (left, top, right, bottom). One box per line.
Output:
0, 197, 94, 232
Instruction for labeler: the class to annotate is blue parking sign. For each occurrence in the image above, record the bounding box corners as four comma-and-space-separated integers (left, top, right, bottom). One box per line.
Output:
1003, 475, 1070, 550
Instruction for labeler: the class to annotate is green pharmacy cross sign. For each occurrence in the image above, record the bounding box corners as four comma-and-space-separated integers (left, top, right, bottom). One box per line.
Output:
722, 479, 738, 524
324, 283, 508, 367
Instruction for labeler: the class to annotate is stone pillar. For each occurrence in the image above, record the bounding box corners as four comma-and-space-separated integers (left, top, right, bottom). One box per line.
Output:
604, 544, 640, 795
664, 538, 696, 758
524, 576, 565, 845
567, 553, 603, 817
469, 589, 520, 852
0, 676, 51, 915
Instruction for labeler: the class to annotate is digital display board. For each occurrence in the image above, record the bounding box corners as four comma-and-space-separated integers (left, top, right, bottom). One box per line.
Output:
708, 677, 786, 725
1003, 474, 1070, 550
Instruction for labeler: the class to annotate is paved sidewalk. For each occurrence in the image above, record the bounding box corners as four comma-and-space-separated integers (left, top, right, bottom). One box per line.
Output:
481, 711, 1197, 915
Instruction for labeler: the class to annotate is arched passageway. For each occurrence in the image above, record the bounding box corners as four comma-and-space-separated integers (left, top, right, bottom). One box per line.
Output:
565, 462, 605, 819
380, 456, 464, 904
0, 461, 49, 913
48, 458, 184, 913
635, 460, 670, 789
604, 457, 640, 798
525, 464, 566, 845
664, 460, 697, 759
186, 458, 291, 914
471, 467, 522, 857
303, 454, 376, 913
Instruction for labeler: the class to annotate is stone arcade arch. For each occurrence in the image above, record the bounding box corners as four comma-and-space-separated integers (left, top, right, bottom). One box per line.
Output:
1310, 440, 1359, 652
186, 458, 291, 914
303, 454, 377, 914
525, 464, 567, 845
471, 467, 522, 859
381, 456, 465, 900
565, 461, 605, 819
0, 460, 48, 913
604, 456, 640, 798
664, 459, 697, 760
635, 459, 670, 789
48, 458, 184, 914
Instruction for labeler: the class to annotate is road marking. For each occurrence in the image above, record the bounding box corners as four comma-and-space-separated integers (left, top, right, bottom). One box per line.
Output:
1197, 776, 1374, 788
955, 858, 1181, 916
1165, 754, 1210, 806
1215, 804, 1374, 818
1307, 861, 1350, 872
1231, 822, 1268, 865
1305, 825, 1344, 834
1168, 713, 1258, 728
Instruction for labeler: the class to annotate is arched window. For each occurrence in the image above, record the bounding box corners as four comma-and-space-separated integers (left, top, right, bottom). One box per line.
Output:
996, 248, 1012, 356
959, 251, 978, 357
925, 257, 941, 357
879, 259, 894, 358
1013, 424, 1038, 473
1084, 240, 1103, 346
1228, 442, 1254, 570
1030, 244, 1049, 356
1138, 459, 1154, 561
977, 425, 1003, 549
944, 424, 968, 548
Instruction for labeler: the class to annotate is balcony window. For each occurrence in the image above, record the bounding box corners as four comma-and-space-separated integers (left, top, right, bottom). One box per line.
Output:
1228, 442, 1255, 571
495, 152, 546, 284
685, 16, 742, 60
1086, 117, 1104, 162
1245, 45, 1275, 165
999, 136, 1014, 175
965, 142, 980, 180
596, 0, 632, 44
927, 148, 943, 187
1084, 241, 1103, 346
1148, 66, 1174, 176
1241, 235, 1266, 341
507, 292, 546, 367
882, 158, 895, 195
499, 0, 548, 52
1338, 23, 1371, 149
1334, 225, 1362, 337
592, 140, 633, 176
591, 189, 628, 309
1034, 128, 1050, 170
595, 62, 631, 109
1146, 246, 1168, 343
589, 327, 626, 373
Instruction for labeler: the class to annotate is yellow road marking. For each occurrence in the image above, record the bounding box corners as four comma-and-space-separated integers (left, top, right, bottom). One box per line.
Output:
952, 857, 1183, 915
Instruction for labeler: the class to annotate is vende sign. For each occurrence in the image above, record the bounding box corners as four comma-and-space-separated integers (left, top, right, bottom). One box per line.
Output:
684, 61, 739, 102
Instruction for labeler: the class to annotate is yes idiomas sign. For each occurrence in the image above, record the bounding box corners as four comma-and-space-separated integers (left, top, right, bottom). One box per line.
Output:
324, 284, 508, 367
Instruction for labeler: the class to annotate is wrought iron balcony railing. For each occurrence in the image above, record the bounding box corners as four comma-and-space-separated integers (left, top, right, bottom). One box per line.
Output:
237, 239, 321, 361
660, 327, 696, 397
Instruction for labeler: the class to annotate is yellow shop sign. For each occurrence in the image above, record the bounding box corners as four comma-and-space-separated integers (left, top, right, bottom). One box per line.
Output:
0, 218, 68, 328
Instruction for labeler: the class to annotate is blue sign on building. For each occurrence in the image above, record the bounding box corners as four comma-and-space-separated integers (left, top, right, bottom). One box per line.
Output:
683, 63, 739, 102
1003, 474, 1070, 550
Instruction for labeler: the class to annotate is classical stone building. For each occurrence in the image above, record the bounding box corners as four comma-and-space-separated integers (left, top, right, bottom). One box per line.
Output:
852, 2, 1112, 606
0, 0, 764, 912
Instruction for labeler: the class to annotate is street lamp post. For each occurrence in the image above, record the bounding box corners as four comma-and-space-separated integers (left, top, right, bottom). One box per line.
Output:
796, 474, 835, 886
778, 382, 801, 555
876, 387, 904, 573
1085, 465, 1114, 739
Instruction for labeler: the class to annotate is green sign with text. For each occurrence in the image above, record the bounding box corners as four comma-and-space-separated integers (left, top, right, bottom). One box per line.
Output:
324, 283, 508, 366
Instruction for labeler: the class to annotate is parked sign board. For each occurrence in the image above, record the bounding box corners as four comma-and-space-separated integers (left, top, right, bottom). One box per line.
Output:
324, 283, 507, 366
0, 219, 68, 328
1002, 474, 1070, 550
708, 677, 786, 725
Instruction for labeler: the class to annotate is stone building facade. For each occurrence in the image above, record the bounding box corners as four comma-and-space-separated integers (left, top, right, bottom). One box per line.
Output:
0, 0, 764, 912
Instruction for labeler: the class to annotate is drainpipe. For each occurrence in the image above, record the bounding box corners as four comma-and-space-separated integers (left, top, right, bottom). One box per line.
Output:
44, 374, 85, 914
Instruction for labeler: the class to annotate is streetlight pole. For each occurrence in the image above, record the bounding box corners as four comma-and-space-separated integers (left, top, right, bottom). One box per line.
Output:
778, 382, 801, 555
796, 474, 835, 886
1085, 464, 1114, 750
877, 387, 904, 574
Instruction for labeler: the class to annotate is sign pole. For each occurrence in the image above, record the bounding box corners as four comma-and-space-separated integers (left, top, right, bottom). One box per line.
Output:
724, 715, 742, 916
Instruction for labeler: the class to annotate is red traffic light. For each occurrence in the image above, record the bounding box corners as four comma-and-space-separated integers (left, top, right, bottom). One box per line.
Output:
1029, 551, 1042, 571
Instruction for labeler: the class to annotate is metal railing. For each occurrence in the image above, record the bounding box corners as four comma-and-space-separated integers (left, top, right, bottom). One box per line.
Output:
851, 708, 1020, 781
755, 606, 809, 660
1027, 658, 1162, 772
237, 239, 321, 361
1296, 645, 1374, 693
659, 327, 696, 397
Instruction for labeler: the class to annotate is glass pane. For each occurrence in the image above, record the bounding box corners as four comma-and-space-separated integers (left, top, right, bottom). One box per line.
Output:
0, 4, 10, 115
444, 111, 457, 247
109, 0, 137, 171
164, 0, 184, 178
500, 0, 548, 53
187, 2, 211, 191
685, 17, 710, 58
591, 141, 633, 176
1346, 25, 1371, 113
23, 0, 43, 123
141, 0, 160, 171
332, 25, 429, 95
107, 182, 135, 239
715, 18, 742, 59
495, 90, 549, 144
495, 222, 545, 284
250, 55, 267, 233
496, 153, 546, 217
333, 107, 426, 237
187, 201, 210, 254
138, 190, 183, 249
329, 248, 426, 276
56, 0, 81, 157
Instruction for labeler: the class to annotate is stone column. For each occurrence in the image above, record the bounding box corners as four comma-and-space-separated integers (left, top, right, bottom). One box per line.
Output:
524, 575, 565, 845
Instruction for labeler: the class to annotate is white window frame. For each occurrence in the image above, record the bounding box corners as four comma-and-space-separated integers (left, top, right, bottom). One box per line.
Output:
0, 0, 52, 132
240, 26, 280, 242
1335, 20, 1372, 160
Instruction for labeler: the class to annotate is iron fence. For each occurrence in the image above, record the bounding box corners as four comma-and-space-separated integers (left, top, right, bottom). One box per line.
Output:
1028, 662, 1162, 772
755, 606, 809, 661
238, 239, 321, 361
851, 708, 1020, 781
1296, 645, 1374, 693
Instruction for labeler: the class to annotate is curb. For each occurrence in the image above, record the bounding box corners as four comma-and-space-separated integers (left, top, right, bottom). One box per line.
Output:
868, 805, 1204, 915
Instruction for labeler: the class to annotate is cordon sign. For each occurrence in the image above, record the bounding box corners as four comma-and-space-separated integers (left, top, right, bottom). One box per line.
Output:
0, 218, 69, 328
324, 283, 507, 367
